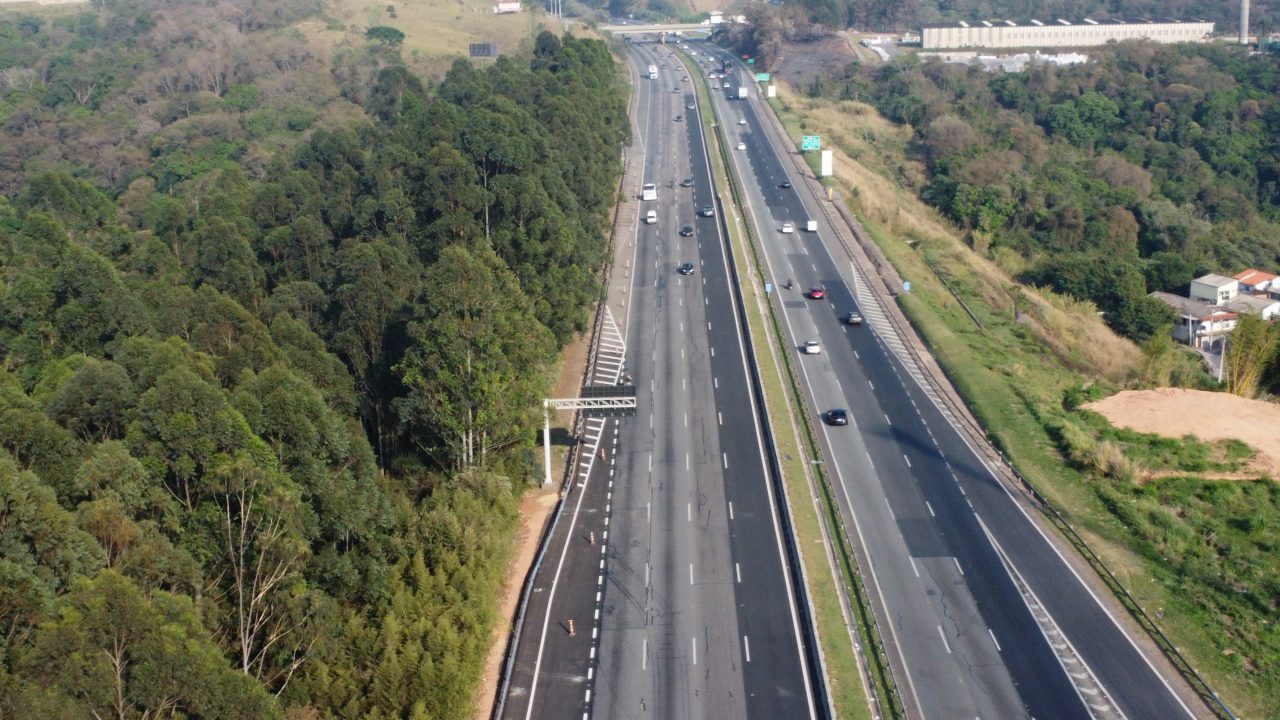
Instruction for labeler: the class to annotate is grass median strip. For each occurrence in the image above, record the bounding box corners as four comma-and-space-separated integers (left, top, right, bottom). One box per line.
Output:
680, 49, 895, 720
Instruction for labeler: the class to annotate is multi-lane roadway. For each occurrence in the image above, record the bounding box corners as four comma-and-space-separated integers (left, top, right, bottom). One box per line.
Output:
693, 39, 1205, 720
500, 43, 821, 720
500, 34, 1208, 720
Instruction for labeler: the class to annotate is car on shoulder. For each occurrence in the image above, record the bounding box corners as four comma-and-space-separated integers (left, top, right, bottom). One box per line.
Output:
845, 312, 864, 326
827, 408, 849, 426
802, 340, 822, 355
682, 76, 690, 82
808, 287, 825, 300
699, 204, 715, 217
781, 222, 795, 234
681, 178, 695, 187
679, 226, 694, 237
678, 262, 695, 275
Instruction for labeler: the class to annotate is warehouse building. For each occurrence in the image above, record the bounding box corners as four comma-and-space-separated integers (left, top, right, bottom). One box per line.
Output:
921, 18, 1214, 50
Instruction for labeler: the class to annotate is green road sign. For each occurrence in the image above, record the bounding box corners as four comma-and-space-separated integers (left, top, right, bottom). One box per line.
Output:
747, 58, 755, 64
755, 72, 770, 81
801, 135, 821, 151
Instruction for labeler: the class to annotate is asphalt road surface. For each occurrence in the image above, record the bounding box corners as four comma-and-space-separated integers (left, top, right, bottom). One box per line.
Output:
692, 39, 1202, 720
500, 43, 819, 720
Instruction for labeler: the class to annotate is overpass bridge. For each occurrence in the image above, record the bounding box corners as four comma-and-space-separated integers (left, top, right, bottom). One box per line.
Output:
600, 22, 713, 35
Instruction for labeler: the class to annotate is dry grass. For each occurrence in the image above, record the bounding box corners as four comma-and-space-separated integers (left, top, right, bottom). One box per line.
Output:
315, 0, 594, 79
772, 82, 1140, 382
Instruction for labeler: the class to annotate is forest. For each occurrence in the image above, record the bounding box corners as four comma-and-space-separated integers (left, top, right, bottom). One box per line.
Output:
799, 44, 1280, 355
0, 0, 627, 716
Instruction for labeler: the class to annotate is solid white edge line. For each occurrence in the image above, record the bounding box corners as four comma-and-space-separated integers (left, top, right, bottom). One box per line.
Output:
696, 81, 821, 719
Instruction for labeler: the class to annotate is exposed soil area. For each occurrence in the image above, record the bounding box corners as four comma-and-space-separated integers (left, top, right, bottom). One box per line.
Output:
770, 37, 858, 92
472, 328, 592, 719
1085, 388, 1280, 479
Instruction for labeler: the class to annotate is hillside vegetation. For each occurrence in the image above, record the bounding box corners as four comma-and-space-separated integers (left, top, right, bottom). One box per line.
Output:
817, 45, 1280, 355
0, 1, 627, 715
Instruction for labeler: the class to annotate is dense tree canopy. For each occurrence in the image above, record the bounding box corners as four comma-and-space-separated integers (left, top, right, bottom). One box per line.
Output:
0, 5, 626, 715
810, 43, 1280, 344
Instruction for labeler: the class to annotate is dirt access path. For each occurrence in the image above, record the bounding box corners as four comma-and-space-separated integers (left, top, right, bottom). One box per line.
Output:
1085, 388, 1280, 479
472, 329, 592, 720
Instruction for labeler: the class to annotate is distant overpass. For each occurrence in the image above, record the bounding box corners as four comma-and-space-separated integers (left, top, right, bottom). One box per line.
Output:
600, 23, 713, 35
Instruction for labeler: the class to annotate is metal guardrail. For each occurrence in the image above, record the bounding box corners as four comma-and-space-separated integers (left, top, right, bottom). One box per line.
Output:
686, 57, 900, 720
757, 81, 1236, 720
489, 73, 635, 720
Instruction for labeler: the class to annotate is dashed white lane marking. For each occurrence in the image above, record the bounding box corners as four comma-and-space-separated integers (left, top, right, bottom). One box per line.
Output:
937, 626, 952, 654
989, 629, 1002, 652
743, 635, 752, 662
926, 501, 936, 517
735, 562, 741, 583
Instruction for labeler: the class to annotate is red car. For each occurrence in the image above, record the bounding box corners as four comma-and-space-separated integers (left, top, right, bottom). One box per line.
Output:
808, 287, 825, 300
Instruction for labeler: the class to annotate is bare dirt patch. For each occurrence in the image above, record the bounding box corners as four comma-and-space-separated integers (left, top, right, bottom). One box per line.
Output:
771, 37, 857, 91
472, 328, 590, 719
1085, 388, 1280, 479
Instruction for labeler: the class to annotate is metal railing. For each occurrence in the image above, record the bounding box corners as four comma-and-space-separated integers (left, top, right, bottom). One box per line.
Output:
756, 75, 1236, 720
489, 66, 636, 720
687, 54, 901, 720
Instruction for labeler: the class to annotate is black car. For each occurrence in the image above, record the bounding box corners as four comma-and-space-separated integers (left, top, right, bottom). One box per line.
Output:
679, 226, 694, 237
681, 178, 695, 188
699, 205, 715, 217
827, 408, 849, 426
780, 181, 793, 189
678, 262, 695, 275
674, 115, 683, 122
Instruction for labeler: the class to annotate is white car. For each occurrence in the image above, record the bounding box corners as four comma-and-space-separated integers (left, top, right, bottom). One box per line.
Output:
737, 118, 747, 126
736, 142, 746, 151
803, 341, 822, 355
781, 222, 795, 234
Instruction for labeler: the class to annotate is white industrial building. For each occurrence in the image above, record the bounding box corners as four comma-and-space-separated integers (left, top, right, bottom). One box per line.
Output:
921, 18, 1214, 50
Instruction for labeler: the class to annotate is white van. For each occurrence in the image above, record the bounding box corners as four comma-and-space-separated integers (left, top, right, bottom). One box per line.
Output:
645, 210, 657, 225
642, 183, 658, 201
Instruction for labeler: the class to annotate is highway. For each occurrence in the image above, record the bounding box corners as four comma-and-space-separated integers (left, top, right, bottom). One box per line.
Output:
689, 39, 1206, 720
499, 42, 820, 720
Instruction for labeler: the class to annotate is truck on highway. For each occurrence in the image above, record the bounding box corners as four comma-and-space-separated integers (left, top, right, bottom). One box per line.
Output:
647, 64, 658, 79
642, 183, 658, 201
737, 85, 748, 99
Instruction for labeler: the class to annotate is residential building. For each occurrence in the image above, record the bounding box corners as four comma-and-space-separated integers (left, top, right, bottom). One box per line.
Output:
1225, 294, 1280, 321
920, 19, 1214, 50
1233, 268, 1280, 298
1189, 273, 1238, 304
1150, 292, 1237, 348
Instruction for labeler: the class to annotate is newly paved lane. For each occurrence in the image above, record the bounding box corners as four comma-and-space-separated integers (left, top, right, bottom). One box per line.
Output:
691, 39, 1202, 720
594, 43, 817, 720
501, 42, 820, 720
